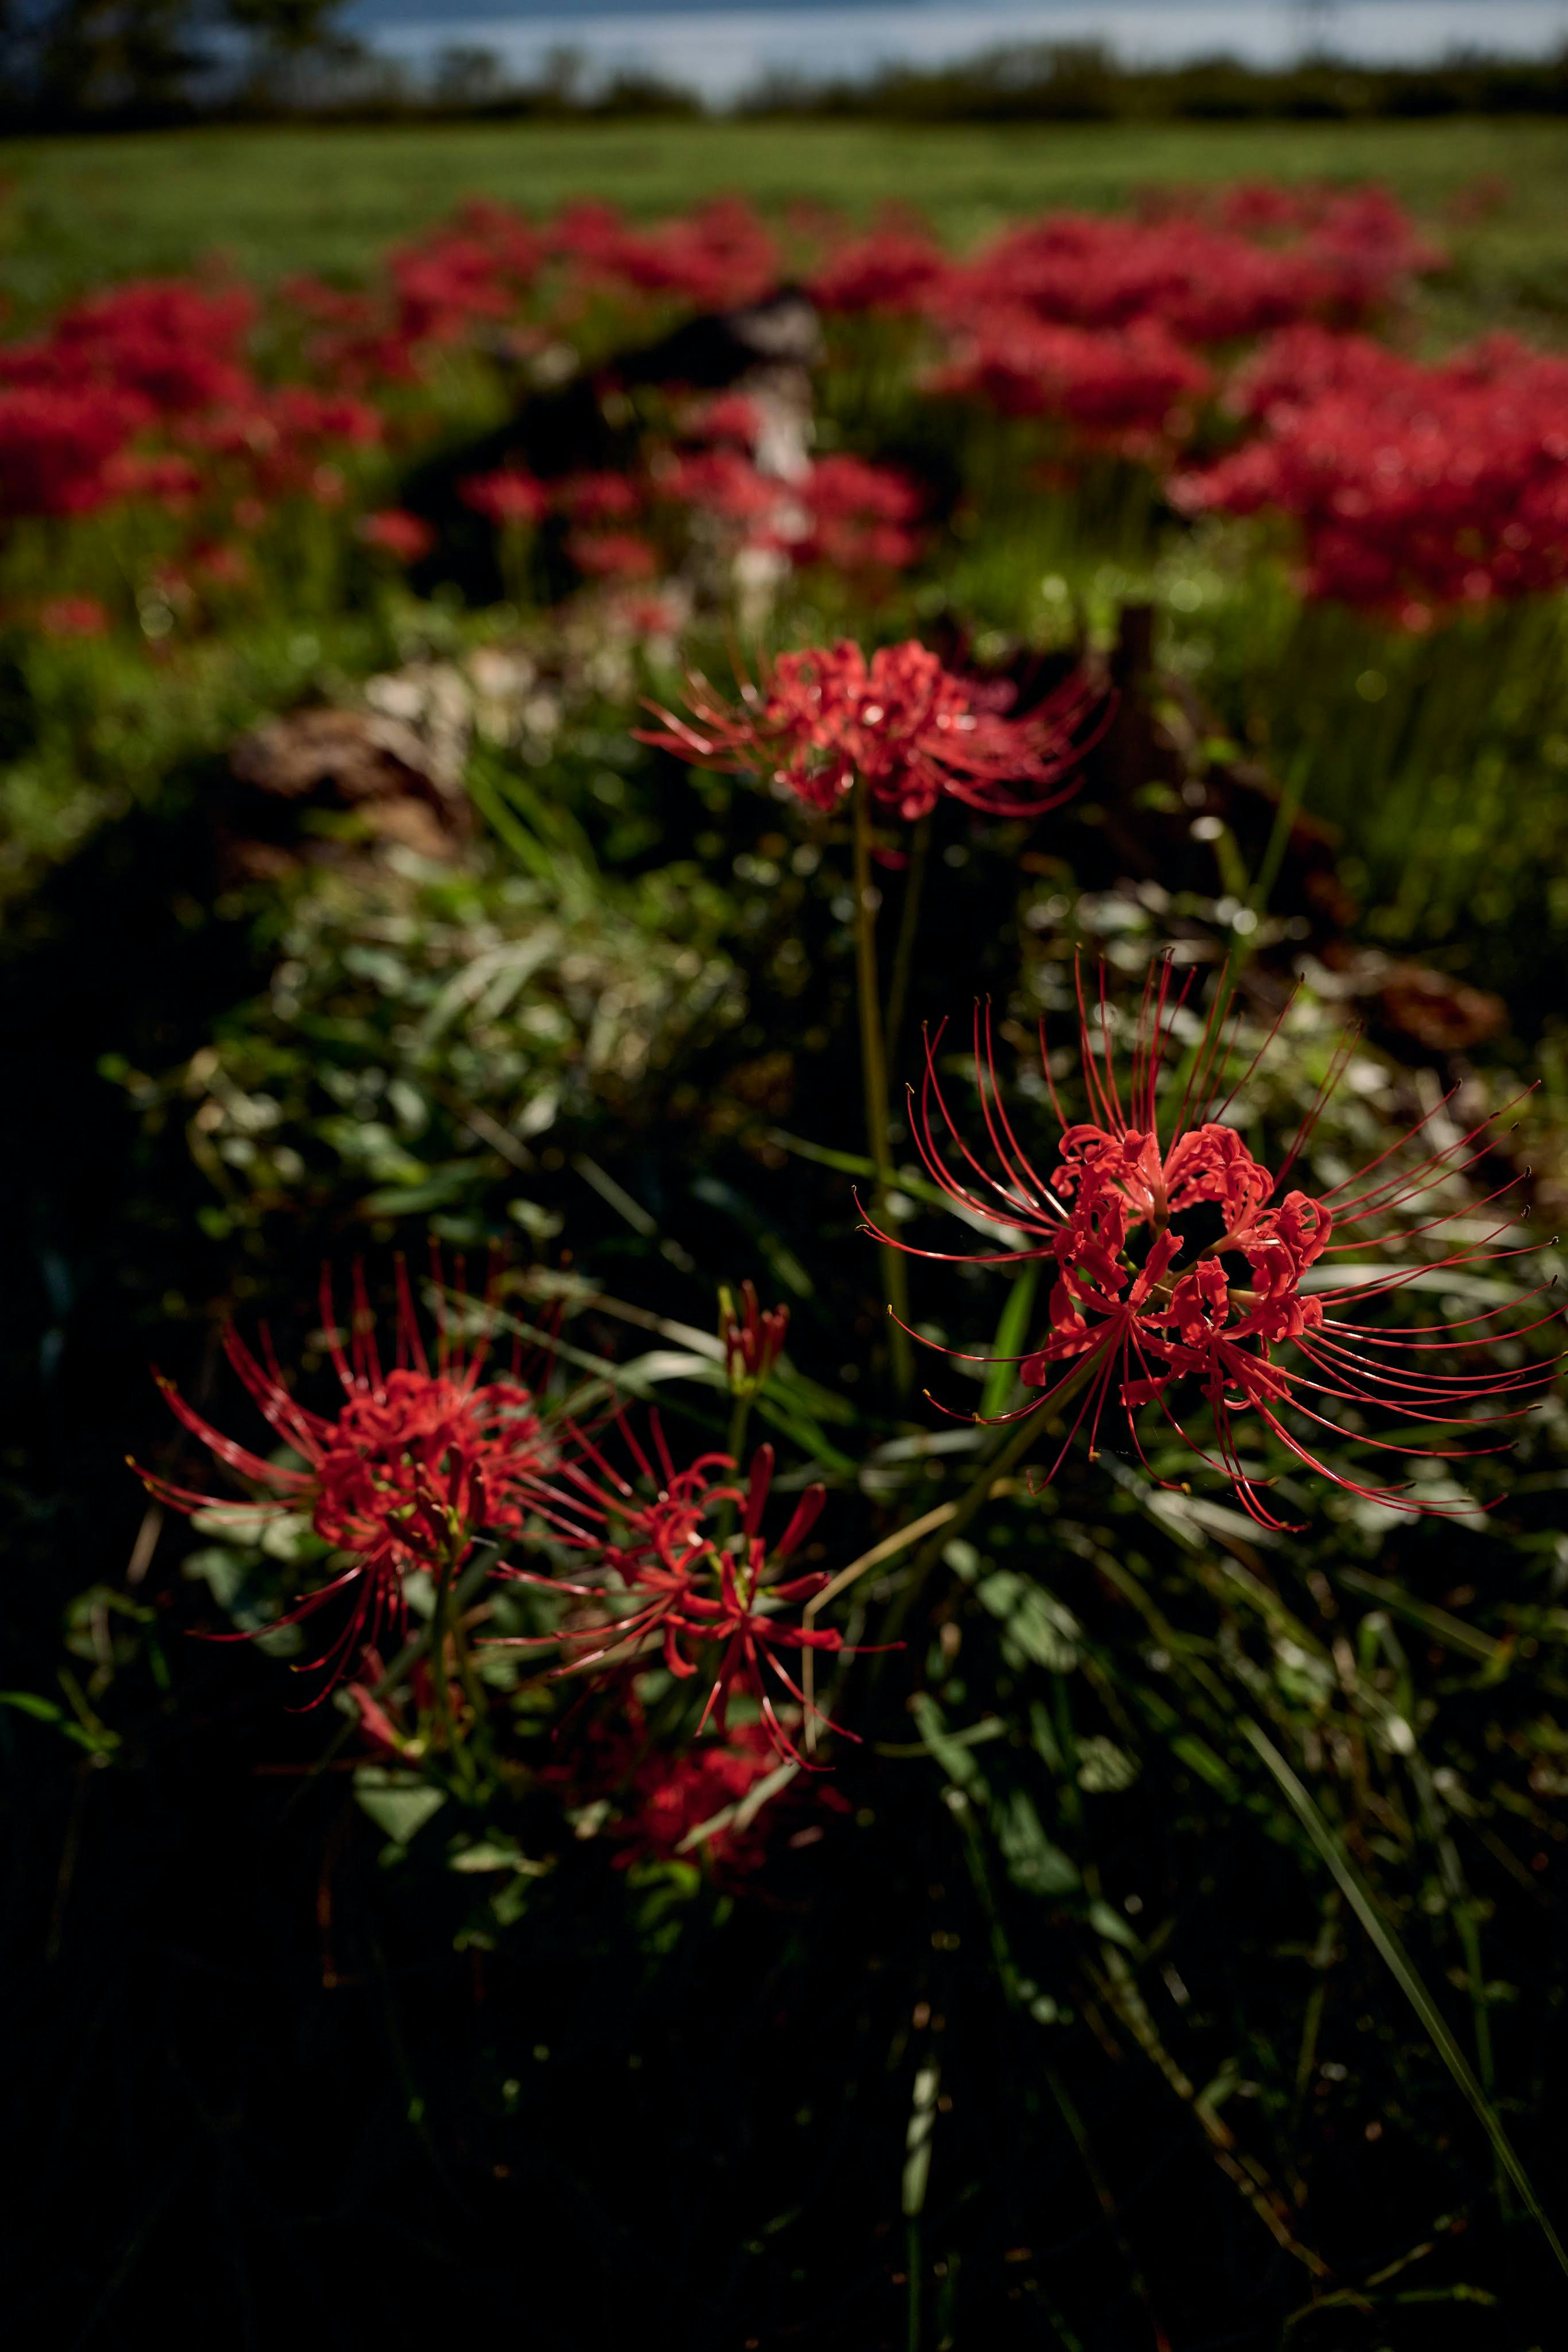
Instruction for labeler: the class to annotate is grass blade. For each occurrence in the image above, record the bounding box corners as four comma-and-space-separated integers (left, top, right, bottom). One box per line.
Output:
1240, 1717, 1568, 2277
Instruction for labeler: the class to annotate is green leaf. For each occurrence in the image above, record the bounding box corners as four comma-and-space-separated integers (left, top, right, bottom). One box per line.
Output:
1241, 1718, 1568, 2278
995, 1788, 1079, 1897
354, 1767, 448, 1846
976, 1570, 1079, 1672
910, 1692, 990, 1795
0, 1689, 65, 1723
1170, 1734, 1241, 1799
980, 1261, 1040, 1421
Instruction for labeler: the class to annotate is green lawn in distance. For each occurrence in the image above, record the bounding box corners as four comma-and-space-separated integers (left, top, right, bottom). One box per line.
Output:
0, 116, 1565, 332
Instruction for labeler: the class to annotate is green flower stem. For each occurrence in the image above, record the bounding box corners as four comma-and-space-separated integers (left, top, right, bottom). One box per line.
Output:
883, 809, 931, 1081
853, 778, 914, 1401
431, 1544, 492, 1794
430, 1549, 466, 1783
882, 1351, 1103, 1652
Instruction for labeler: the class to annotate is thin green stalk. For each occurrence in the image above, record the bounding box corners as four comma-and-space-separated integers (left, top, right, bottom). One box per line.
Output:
430, 1550, 466, 1787
1241, 1718, 1568, 2278
884, 1351, 1102, 1649
884, 810, 932, 1080
905, 2220, 922, 2352
431, 1545, 494, 1795
853, 777, 913, 1400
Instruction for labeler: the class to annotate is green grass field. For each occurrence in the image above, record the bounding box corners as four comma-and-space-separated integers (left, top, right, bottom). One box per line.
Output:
3, 115, 1567, 331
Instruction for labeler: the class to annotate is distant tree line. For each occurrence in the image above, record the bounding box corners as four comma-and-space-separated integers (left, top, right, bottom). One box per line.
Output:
750, 39, 1568, 124
1, 9, 1566, 131
0, 0, 360, 120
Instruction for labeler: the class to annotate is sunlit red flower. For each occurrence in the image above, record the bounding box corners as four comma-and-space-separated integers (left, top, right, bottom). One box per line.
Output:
640, 637, 1096, 823
459, 466, 547, 528
0, 278, 256, 412
808, 221, 952, 315
1172, 326, 1568, 613
497, 1428, 853, 1763
133, 1263, 562, 1691
551, 196, 778, 311
873, 968, 1557, 1529
359, 507, 435, 563
931, 311, 1211, 442
938, 192, 1434, 349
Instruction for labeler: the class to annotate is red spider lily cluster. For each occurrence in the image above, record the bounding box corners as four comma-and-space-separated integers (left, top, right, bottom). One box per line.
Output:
9, 179, 1568, 637
591, 1721, 788, 1873
549, 1709, 848, 1874
923, 185, 1437, 450
640, 638, 1096, 822
498, 1431, 850, 1765
0, 277, 380, 530
875, 971, 1557, 1530
135, 1263, 563, 1690
931, 315, 1212, 446
1173, 325, 1568, 618
136, 1277, 859, 1768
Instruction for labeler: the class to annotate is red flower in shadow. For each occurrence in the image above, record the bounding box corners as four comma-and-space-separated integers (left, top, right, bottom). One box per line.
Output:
496, 1426, 867, 1764
133, 1262, 561, 1692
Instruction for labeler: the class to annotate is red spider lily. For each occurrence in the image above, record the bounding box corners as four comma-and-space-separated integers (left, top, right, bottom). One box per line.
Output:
550, 196, 778, 312
38, 595, 109, 638
189, 542, 251, 590
459, 466, 547, 529
548, 1706, 843, 1875
614, 587, 688, 641
0, 278, 256, 413
658, 445, 778, 524
938, 194, 1432, 349
105, 451, 202, 509
931, 312, 1211, 444
183, 388, 383, 505
359, 508, 435, 564
566, 528, 659, 581
719, 1282, 789, 1395
556, 469, 641, 523
793, 455, 926, 573
1172, 326, 1568, 614
131, 1262, 563, 1693
388, 221, 532, 349
808, 221, 953, 315
495, 1428, 859, 1764
0, 385, 147, 519
679, 392, 763, 446
870, 969, 1558, 1530
607, 1723, 788, 1871
639, 638, 1097, 823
